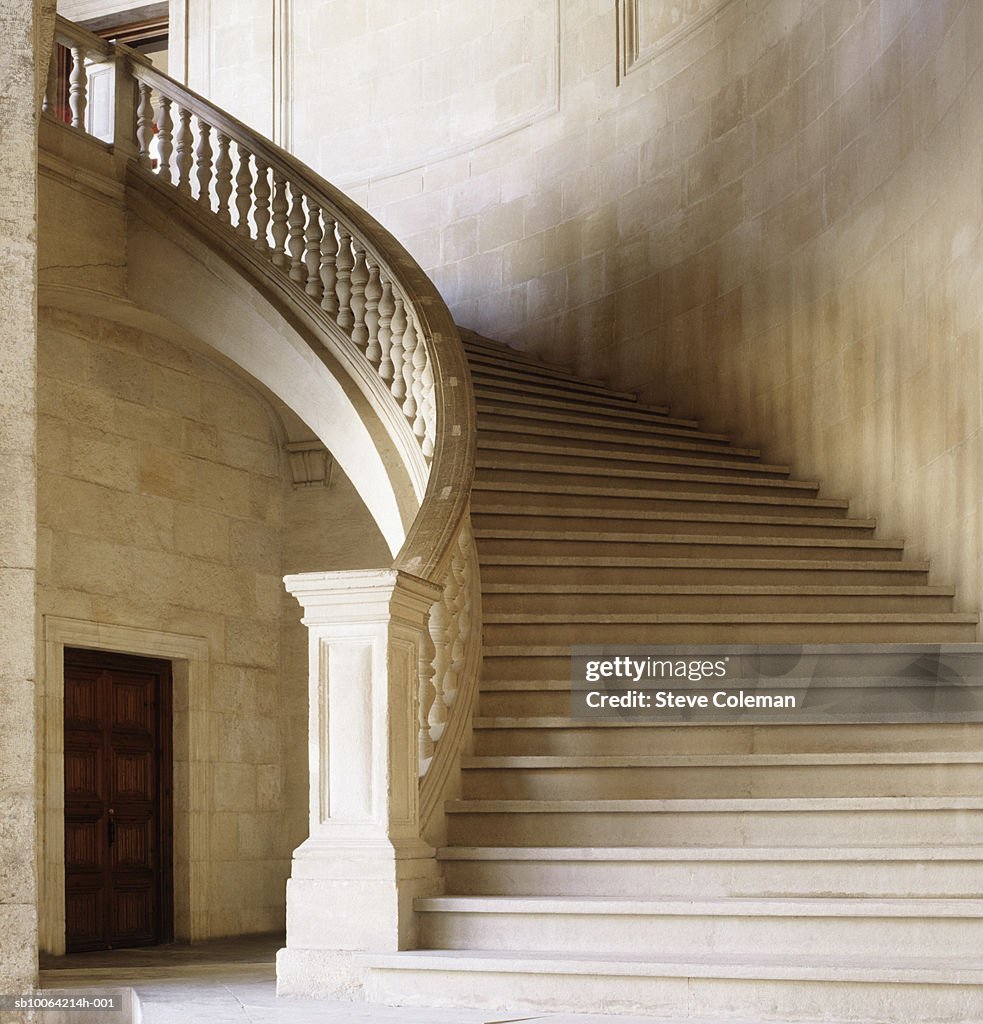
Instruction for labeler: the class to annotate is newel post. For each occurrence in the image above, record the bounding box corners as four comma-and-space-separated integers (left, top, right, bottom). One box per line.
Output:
112, 48, 139, 171
276, 569, 443, 997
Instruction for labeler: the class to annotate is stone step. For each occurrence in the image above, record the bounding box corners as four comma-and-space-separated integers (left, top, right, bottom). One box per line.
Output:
478, 555, 931, 587
476, 419, 759, 459
458, 752, 983, 800
361, 948, 983, 1023
465, 347, 615, 390
478, 614, 978, 645
476, 439, 791, 478
480, 584, 954, 617
437, 844, 983, 898
474, 462, 822, 498
475, 659, 962, 715
473, 380, 676, 420
472, 505, 878, 539
476, 401, 734, 446
473, 530, 904, 562
444, 797, 983, 846
471, 479, 852, 517
470, 717, 980, 756
461, 332, 618, 387
474, 386, 700, 428
414, 894, 983, 959
469, 363, 640, 403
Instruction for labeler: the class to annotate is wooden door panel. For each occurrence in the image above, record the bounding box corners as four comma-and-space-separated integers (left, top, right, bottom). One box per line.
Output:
64, 649, 173, 953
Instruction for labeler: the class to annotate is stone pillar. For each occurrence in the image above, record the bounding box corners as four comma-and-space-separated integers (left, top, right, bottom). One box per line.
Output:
276, 569, 442, 998
0, 0, 39, 1015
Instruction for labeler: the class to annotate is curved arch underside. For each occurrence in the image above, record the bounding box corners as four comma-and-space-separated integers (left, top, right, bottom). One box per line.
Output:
56, 203, 417, 559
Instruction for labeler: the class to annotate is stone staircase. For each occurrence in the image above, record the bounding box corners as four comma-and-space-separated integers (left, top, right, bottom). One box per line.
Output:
364, 332, 983, 1022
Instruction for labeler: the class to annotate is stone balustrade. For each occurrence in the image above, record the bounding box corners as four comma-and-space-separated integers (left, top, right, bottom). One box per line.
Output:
43, 14, 480, 966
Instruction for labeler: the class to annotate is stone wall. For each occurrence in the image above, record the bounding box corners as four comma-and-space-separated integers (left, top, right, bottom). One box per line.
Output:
0, 0, 40, 1010
179, 0, 983, 622
38, 307, 291, 941
35, 304, 392, 944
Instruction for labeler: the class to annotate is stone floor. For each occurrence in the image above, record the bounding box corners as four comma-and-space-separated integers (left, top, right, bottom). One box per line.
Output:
38, 935, 676, 1023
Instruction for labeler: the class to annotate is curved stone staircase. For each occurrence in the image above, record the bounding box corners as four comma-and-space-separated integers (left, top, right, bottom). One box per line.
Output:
365, 332, 983, 1023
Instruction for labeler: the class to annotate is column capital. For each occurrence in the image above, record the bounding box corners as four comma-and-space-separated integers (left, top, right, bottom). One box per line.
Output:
284, 567, 441, 626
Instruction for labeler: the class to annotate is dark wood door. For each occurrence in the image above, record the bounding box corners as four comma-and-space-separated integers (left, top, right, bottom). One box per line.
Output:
64, 648, 173, 952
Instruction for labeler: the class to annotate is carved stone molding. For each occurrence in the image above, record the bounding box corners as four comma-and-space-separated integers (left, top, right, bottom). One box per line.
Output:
617, 0, 739, 84
285, 439, 332, 489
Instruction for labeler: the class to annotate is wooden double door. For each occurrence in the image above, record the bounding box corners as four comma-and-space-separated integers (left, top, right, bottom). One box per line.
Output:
63, 649, 173, 952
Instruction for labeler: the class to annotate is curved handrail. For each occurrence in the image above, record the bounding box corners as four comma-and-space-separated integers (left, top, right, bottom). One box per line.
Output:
44, 17, 481, 793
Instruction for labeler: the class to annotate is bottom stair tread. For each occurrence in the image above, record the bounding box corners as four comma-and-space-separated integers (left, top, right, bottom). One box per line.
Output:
361, 947, 983, 982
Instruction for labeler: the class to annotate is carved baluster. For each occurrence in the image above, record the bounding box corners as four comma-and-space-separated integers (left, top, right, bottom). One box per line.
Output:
420, 348, 435, 458
364, 259, 382, 365
270, 171, 289, 266
441, 557, 462, 708
401, 314, 418, 421
319, 218, 338, 316
195, 120, 213, 206
418, 619, 436, 770
450, 526, 473, 691
253, 159, 271, 250
287, 185, 307, 284
350, 244, 369, 349
68, 46, 87, 129
335, 228, 354, 330
42, 48, 57, 116
389, 295, 407, 403
235, 144, 253, 237
411, 319, 428, 441
428, 598, 450, 743
214, 133, 233, 223
156, 96, 174, 183
135, 82, 154, 167
304, 200, 323, 300
174, 106, 193, 194
377, 278, 395, 383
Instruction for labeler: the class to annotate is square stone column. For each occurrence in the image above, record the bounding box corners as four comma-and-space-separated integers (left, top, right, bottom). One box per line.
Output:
276, 568, 442, 997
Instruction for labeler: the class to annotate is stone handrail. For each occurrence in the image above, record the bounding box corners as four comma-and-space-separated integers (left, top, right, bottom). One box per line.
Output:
43, 17, 480, 813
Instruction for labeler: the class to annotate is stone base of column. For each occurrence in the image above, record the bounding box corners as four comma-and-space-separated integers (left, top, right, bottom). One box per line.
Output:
276, 837, 441, 998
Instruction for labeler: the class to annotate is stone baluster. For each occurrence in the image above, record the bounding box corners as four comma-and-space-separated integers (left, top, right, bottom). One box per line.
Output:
156, 96, 173, 183
304, 200, 323, 300
448, 527, 471, 701
270, 171, 289, 267
195, 121, 213, 207
350, 243, 369, 349
42, 48, 57, 117
401, 317, 420, 423
319, 218, 339, 316
253, 159, 271, 250
68, 46, 87, 130
418, 619, 436, 770
377, 278, 395, 384
235, 145, 253, 237
420, 348, 435, 458
390, 295, 408, 404
288, 184, 307, 284
174, 106, 193, 194
364, 259, 383, 365
410, 319, 428, 442
135, 83, 154, 168
335, 228, 354, 331
427, 591, 450, 744
441, 543, 463, 708
214, 133, 233, 223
